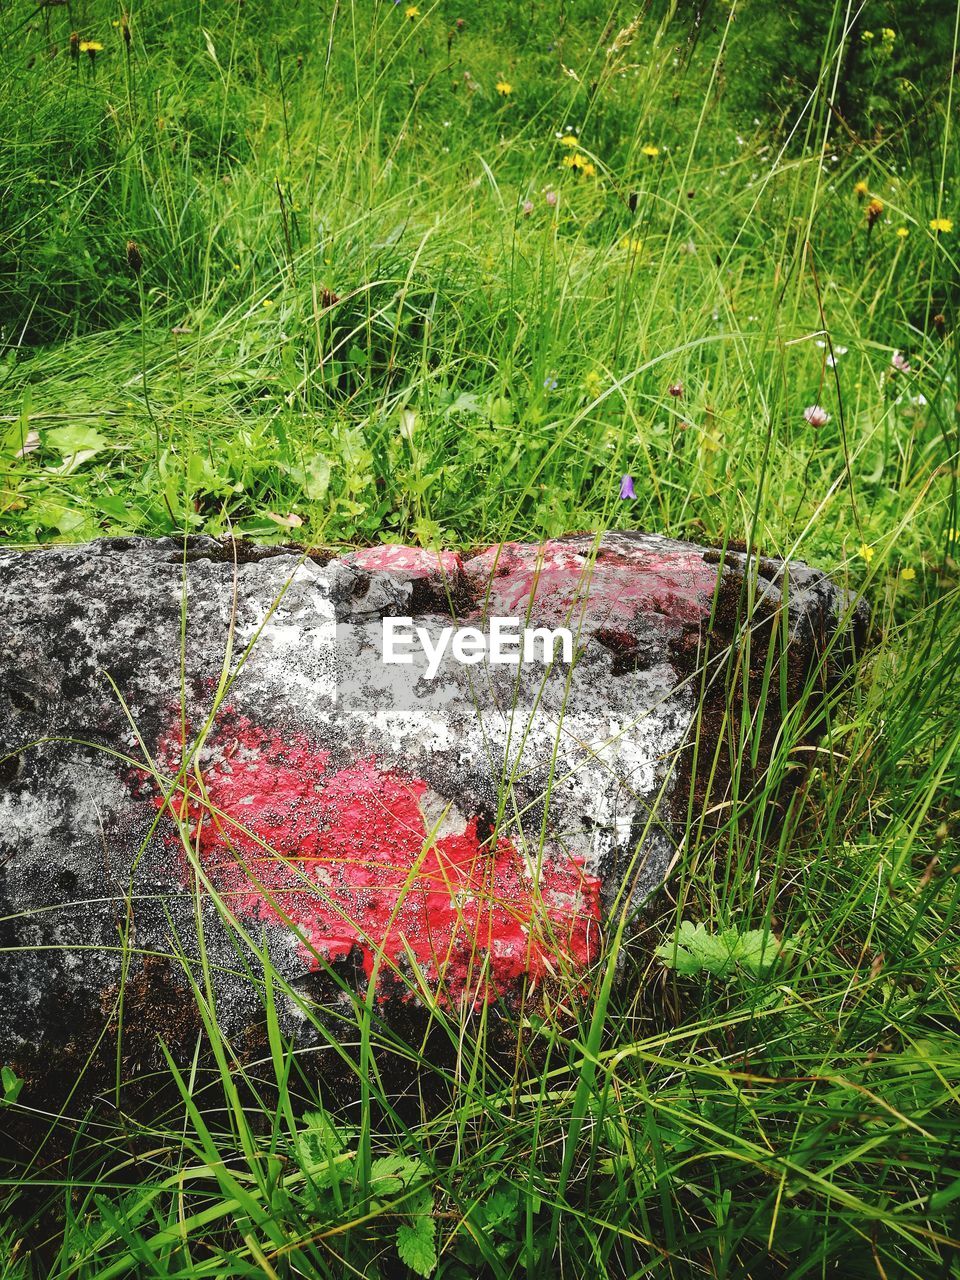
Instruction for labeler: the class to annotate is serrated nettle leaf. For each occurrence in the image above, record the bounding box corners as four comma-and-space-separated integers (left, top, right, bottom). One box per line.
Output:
297, 1108, 351, 1157
396, 1215, 437, 1278
370, 1154, 428, 1189
656, 922, 792, 978
480, 1186, 520, 1227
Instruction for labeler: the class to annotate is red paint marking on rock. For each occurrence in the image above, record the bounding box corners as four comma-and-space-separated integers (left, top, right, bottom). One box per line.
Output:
340, 539, 718, 627
345, 545, 464, 581
462, 541, 719, 626
144, 713, 601, 1003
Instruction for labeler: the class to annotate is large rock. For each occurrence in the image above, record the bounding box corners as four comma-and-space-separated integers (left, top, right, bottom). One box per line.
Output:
0, 533, 866, 1082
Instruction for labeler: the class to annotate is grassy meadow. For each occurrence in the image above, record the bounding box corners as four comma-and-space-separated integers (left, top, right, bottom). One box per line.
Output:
2, 0, 960, 1275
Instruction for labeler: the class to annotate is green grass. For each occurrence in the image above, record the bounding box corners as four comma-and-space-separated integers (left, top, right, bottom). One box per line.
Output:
2, 0, 960, 1275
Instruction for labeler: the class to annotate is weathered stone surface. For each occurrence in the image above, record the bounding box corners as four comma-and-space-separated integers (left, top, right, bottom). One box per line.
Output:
0, 533, 866, 1079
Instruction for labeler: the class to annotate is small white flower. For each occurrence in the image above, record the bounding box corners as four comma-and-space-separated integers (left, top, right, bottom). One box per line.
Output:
803, 405, 831, 427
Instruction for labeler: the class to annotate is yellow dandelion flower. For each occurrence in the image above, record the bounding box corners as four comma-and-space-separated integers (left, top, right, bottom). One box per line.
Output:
896, 226, 909, 238
641, 144, 660, 157
900, 566, 916, 580
559, 134, 579, 147
619, 235, 643, 252
261, 298, 274, 308
404, 5, 419, 17
79, 39, 103, 52
496, 80, 512, 96
859, 543, 875, 564
853, 180, 869, 198
930, 217, 953, 233
563, 153, 596, 176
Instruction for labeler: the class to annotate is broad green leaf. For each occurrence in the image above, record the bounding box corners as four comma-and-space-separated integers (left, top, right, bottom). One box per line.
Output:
1, 1065, 23, 1105
656, 922, 791, 978
396, 1215, 437, 1277
44, 424, 108, 458
304, 456, 331, 500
